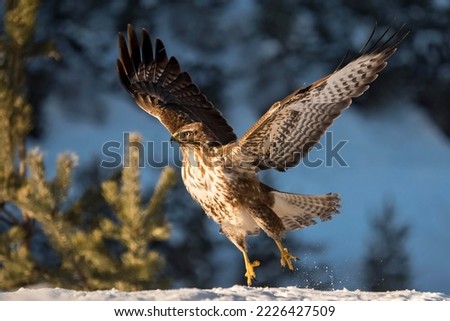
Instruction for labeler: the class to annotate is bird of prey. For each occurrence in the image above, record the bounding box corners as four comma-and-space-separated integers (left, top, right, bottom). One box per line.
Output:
117, 24, 407, 285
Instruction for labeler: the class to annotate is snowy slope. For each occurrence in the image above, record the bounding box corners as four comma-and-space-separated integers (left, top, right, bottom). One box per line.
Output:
0, 286, 448, 301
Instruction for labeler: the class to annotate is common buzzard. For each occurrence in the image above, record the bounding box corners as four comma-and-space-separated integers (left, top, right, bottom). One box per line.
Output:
117, 24, 407, 285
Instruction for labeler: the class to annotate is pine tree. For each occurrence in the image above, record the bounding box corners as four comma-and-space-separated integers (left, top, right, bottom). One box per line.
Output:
0, 0, 175, 290
100, 135, 175, 290
0, 0, 58, 289
363, 202, 411, 291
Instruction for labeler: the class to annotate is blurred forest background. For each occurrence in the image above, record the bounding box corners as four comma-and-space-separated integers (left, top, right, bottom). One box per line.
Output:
0, 0, 449, 292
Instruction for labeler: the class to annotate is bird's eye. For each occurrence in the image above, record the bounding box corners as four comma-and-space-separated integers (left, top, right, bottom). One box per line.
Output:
180, 130, 194, 140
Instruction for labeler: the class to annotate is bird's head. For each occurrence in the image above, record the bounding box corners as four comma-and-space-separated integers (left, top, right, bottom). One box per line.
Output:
171, 122, 220, 147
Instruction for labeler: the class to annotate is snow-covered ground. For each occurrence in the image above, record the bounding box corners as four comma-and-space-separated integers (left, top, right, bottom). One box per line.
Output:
1, 286, 448, 301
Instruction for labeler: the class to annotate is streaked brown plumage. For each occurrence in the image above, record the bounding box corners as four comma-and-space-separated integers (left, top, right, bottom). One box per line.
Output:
117, 24, 408, 285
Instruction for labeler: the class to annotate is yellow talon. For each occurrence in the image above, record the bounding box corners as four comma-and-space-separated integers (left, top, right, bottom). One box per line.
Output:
242, 251, 260, 286
275, 240, 297, 270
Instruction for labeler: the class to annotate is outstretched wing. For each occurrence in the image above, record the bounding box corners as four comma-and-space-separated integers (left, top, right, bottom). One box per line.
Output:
239, 25, 409, 171
117, 24, 237, 144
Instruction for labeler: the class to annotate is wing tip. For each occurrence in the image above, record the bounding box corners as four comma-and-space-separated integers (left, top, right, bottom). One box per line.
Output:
116, 58, 131, 90
154, 38, 168, 63
364, 22, 409, 56
140, 29, 153, 67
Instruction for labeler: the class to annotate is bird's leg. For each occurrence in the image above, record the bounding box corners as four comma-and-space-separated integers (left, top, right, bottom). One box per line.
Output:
242, 251, 260, 286
275, 240, 297, 270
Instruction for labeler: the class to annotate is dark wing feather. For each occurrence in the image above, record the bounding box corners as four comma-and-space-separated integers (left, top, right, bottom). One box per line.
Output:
239, 25, 409, 171
117, 24, 237, 144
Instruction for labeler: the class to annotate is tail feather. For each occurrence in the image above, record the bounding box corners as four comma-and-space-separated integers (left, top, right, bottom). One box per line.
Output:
269, 191, 340, 231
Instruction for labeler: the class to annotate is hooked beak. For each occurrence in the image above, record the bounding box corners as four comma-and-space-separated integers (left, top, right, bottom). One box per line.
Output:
170, 132, 179, 145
